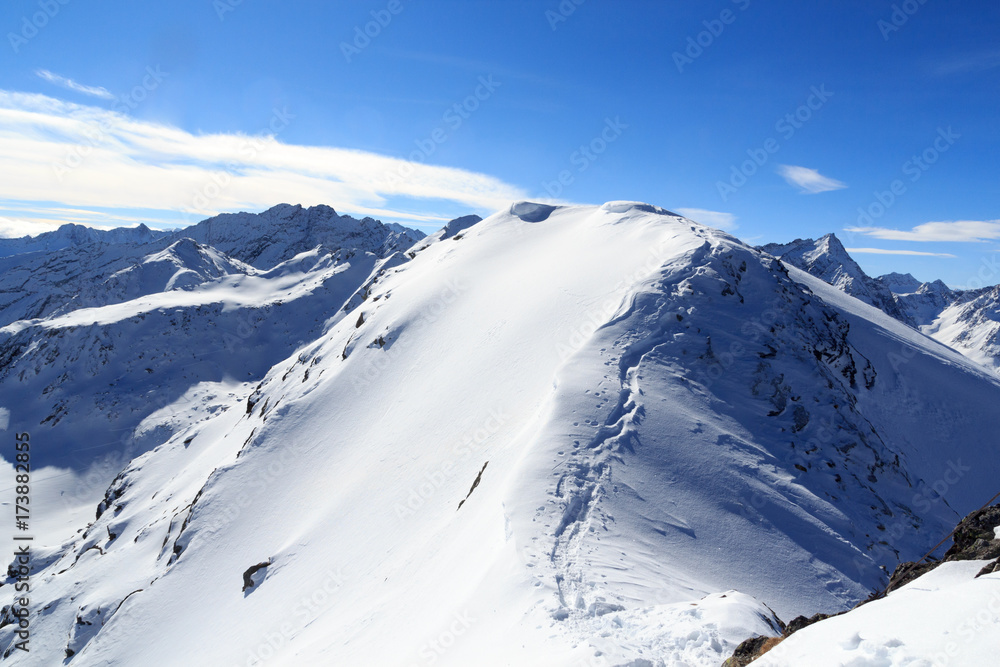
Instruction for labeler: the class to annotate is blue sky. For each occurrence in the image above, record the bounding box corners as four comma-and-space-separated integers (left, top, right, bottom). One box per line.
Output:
1, 0, 998, 286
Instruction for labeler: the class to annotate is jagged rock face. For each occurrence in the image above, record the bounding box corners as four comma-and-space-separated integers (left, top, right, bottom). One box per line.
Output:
759, 234, 910, 324
173, 204, 425, 269
946, 504, 1000, 563
892, 279, 957, 326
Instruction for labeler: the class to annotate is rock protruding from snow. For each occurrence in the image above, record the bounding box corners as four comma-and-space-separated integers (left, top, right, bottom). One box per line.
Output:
405, 214, 483, 255
729, 504, 1000, 666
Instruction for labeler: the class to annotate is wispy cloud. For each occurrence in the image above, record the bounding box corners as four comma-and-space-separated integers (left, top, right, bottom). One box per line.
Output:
846, 220, 1000, 243
675, 208, 737, 230
846, 247, 956, 258
35, 70, 115, 101
0, 90, 528, 234
777, 165, 847, 194
933, 50, 1000, 76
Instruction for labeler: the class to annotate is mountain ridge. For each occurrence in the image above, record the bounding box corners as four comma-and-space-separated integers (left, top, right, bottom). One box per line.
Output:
3, 202, 999, 665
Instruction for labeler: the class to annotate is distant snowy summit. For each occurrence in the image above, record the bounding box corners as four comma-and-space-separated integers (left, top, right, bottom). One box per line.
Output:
0, 222, 169, 259
760, 233, 1000, 373
759, 234, 908, 323
175, 203, 424, 268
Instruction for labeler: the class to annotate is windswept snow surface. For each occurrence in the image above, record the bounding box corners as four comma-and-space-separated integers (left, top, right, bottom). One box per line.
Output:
756, 561, 1000, 666
3, 203, 1000, 665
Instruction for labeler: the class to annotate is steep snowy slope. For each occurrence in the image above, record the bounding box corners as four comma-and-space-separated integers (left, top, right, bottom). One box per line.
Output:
0, 211, 427, 576
5, 202, 1000, 666
922, 285, 1000, 374
759, 234, 909, 323
0, 245, 379, 470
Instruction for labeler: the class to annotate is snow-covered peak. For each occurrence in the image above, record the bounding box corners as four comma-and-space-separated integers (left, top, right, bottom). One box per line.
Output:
100, 237, 254, 297
877, 271, 923, 295
406, 213, 483, 255
0, 222, 169, 260
759, 234, 911, 324
175, 204, 425, 269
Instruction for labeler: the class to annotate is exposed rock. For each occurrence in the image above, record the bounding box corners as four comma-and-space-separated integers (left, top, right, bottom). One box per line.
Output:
723, 504, 1000, 665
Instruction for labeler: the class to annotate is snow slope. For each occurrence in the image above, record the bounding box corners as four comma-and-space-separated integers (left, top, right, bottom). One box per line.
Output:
921, 285, 1000, 374
756, 560, 1000, 666
5, 202, 1000, 666
0, 209, 425, 579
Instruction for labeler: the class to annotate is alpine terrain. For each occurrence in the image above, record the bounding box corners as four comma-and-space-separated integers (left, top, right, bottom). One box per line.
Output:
1, 202, 998, 666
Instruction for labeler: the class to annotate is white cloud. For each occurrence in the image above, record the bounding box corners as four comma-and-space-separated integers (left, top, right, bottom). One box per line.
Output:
0, 90, 529, 234
845, 247, 956, 258
846, 220, 1000, 243
35, 70, 115, 101
675, 208, 737, 230
777, 165, 847, 194
0, 216, 50, 238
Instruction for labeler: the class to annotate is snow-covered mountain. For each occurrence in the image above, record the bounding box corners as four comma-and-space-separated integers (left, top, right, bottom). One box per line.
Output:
3, 202, 999, 666
0, 206, 424, 554
759, 234, 910, 324
172, 203, 423, 269
762, 234, 1000, 375
921, 285, 1000, 373
0, 223, 169, 260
